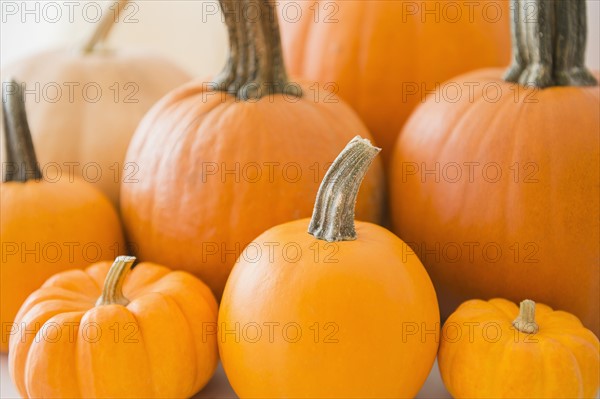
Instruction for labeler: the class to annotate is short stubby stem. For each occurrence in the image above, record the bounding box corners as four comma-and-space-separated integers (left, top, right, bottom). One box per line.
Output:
96, 256, 137, 307
512, 299, 539, 334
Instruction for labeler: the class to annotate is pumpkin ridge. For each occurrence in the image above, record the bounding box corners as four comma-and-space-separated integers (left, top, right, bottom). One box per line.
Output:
159, 271, 219, 320
123, 298, 157, 397
10, 305, 82, 397
488, 298, 521, 321
23, 311, 85, 398
45, 268, 103, 293
540, 336, 584, 397
156, 290, 201, 392
122, 263, 172, 299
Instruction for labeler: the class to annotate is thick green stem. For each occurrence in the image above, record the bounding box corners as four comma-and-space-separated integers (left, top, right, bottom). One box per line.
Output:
512, 299, 539, 334
504, 0, 597, 88
96, 256, 136, 306
82, 0, 129, 53
214, 0, 302, 99
2, 79, 42, 183
308, 137, 380, 242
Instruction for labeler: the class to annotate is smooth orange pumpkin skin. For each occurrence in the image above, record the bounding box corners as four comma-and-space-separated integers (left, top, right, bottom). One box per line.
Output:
390, 68, 600, 335
439, 299, 600, 398
9, 261, 218, 398
219, 218, 439, 398
1, 179, 125, 352
121, 81, 385, 299
1, 49, 190, 205
279, 0, 511, 161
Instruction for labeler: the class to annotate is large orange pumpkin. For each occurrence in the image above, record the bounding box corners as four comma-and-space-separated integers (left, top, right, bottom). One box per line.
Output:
390, 1, 599, 334
219, 137, 439, 398
121, 0, 384, 299
1, 80, 125, 352
1, 0, 190, 205
9, 256, 218, 398
279, 0, 511, 161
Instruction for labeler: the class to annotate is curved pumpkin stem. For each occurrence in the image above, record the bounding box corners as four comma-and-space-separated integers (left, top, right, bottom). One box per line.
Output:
214, 0, 302, 99
504, 0, 597, 88
2, 79, 42, 183
308, 136, 380, 242
82, 0, 129, 53
512, 299, 539, 334
96, 256, 137, 307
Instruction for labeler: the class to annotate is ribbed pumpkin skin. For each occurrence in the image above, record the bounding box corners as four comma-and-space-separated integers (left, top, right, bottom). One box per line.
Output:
0, 179, 125, 352
1, 49, 190, 205
219, 219, 440, 398
120, 81, 385, 299
9, 261, 218, 398
279, 0, 511, 161
439, 299, 600, 398
390, 68, 600, 334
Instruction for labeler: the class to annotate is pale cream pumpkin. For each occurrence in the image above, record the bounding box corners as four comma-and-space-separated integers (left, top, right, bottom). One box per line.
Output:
1, 0, 190, 205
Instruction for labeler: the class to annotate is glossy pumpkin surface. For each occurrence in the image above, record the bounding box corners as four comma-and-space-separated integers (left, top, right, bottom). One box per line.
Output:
219, 137, 438, 398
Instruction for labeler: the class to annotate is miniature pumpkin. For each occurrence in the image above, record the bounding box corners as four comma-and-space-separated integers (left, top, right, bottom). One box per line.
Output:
219, 137, 439, 398
9, 256, 218, 398
0, 80, 125, 352
1, 0, 190, 205
121, 0, 384, 299
439, 299, 600, 398
390, 0, 599, 333
279, 0, 511, 161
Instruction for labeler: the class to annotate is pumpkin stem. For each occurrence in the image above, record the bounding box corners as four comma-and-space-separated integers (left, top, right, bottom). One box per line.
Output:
512, 299, 539, 334
2, 79, 42, 183
214, 0, 302, 99
504, 0, 597, 88
308, 136, 380, 242
82, 0, 129, 53
212, 0, 248, 93
96, 256, 137, 307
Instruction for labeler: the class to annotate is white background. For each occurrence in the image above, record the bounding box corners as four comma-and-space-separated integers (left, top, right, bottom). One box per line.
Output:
1, 0, 599, 74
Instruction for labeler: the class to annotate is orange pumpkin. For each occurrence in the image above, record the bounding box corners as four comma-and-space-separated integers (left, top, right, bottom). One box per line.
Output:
439, 299, 600, 398
219, 137, 439, 398
279, 0, 511, 162
121, 0, 384, 299
1, 80, 125, 352
9, 256, 218, 398
390, 1, 599, 334
1, 0, 190, 205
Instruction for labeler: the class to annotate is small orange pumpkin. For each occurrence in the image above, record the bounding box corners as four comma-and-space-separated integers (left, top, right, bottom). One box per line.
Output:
219, 137, 439, 398
9, 256, 219, 398
121, 0, 384, 299
439, 299, 600, 398
0, 80, 125, 352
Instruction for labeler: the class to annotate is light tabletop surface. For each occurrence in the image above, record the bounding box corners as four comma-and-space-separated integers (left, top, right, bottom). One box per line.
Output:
1, 355, 451, 398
